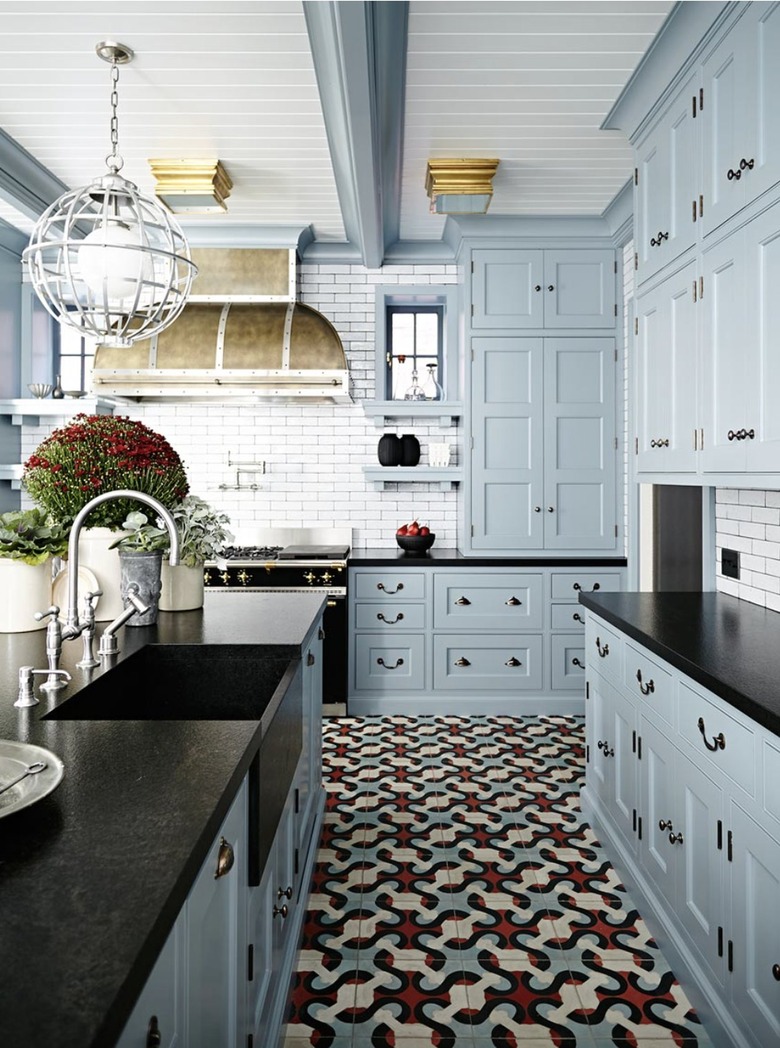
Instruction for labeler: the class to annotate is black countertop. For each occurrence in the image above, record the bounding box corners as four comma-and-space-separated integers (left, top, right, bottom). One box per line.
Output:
0, 590, 325, 1048
350, 547, 628, 567
579, 590, 780, 737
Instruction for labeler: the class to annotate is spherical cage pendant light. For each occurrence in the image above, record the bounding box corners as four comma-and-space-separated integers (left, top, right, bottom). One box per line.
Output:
23, 41, 197, 348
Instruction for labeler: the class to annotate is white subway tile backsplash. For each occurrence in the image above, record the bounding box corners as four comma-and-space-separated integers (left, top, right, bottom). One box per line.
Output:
716, 486, 780, 608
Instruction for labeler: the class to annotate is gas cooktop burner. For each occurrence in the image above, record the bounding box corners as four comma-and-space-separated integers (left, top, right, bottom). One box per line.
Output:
221, 546, 283, 561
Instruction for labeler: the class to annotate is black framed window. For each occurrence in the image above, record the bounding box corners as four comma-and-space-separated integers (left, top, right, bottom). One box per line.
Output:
385, 305, 444, 400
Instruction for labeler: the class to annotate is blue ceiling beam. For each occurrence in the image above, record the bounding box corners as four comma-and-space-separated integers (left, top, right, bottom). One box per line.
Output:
304, 1, 408, 268
0, 127, 69, 222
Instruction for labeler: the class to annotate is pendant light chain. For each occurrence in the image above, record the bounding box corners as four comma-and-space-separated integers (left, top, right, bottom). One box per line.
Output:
108, 58, 124, 173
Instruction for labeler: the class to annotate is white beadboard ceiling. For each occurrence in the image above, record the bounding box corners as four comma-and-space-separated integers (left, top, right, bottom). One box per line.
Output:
0, 0, 674, 256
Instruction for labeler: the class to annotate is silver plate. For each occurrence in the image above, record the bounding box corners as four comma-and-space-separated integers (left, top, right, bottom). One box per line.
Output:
0, 740, 64, 819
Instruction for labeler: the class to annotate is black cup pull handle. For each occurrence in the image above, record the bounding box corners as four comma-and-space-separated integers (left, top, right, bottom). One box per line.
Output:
455, 596, 472, 606
636, 669, 655, 695
454, 656, 471, 667
147, 1016, 162, 1048
697, 716, 726, 751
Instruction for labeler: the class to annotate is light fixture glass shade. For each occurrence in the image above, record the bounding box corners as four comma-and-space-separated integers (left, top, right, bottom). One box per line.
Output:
24, 172, 197, 348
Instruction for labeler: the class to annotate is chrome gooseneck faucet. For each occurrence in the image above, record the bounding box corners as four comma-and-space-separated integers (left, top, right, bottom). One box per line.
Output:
62, 490, 181, 639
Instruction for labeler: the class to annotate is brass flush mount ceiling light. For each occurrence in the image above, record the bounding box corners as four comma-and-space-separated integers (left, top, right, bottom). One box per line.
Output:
23, 41, 197, 348
149, 159, 233, 214
425, 158, 500, 215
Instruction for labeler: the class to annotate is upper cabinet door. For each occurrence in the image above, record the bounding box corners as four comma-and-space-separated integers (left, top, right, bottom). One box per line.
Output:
636, 263, 698, 474
542, 250, 617, 329
471, 249, 544, 329
635, 74, 699, 286
699, 5, 780, 238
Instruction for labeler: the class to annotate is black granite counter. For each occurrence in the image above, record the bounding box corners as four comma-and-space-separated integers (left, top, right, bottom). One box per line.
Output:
0, 590, 325, 1048
351, 547, 628, 567
579, 590, 780, 736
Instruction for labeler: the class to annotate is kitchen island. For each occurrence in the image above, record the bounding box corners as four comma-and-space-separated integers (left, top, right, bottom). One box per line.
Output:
0, 590, 325, 1048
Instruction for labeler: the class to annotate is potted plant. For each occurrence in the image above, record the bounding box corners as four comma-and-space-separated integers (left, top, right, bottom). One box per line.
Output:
22, 413, 189, 620
110, 511, 170, 626
159, 496, 234, 611
0, 509, 69, 632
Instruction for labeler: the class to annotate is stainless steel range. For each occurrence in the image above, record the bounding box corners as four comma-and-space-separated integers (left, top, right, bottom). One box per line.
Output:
205, 528, 350, 704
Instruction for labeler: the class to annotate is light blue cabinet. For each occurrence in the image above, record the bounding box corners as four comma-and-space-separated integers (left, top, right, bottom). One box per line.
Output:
114, 915, 185, 1048
701, 3, 780, 238
471, 248, 617, 330
349, 564, 624, 714
635, 72, 699, 287
470, 336, 617, 552
583, 610, 780, 1048
636, 263, 698, 474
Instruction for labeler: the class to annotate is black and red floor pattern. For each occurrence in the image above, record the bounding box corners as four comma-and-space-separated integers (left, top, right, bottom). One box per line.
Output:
283, 715, 713, 1048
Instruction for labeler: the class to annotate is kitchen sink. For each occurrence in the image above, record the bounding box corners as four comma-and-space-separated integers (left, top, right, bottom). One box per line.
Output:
46, 645, 294, 720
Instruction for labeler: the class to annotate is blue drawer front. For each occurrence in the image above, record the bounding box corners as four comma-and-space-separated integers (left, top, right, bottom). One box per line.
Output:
353, 634, 426, 691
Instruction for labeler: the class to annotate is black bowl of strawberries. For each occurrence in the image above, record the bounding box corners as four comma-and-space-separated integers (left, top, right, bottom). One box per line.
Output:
396, 521, 435, 555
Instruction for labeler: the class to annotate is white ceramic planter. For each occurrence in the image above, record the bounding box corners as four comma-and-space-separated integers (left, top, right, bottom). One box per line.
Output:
77, 527, 125, 621
159, 562, 205, 612
0, 558, 52, 632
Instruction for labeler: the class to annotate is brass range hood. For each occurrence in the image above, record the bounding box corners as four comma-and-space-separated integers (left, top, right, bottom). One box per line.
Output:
91, 248, 351, 403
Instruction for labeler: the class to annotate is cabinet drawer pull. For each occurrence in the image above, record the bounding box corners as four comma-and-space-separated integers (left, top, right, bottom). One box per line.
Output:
277, 885, 293, 900
595, 637, 609, 657
650, 230, 669, 247
307, 651, 316, 666
659, 819, 673, 831
377, 582, 403, 594
727, 167, 742, 181
547, 506, 555, 513
746, 428, 755, 439
650, 438, 670, 448
377, 612, 404, 624
573, 581, 600, 592
773, 963, 780, 981
697, 716, 726, 752
318, 626, 325, 640
146, 1016, 162, 1048
547, 284, 555, 291
668, 831, 684, 845
505, 596, 521, 606
273, 904, 289, 919
215, 837, 235, 879
573, 612, 584, 623
534, 284, 542, 291
740, 157, 755, 171
597, 739, 614, 757
636, 669, 655, 695
377, 657, 404, 669
454, 656, 471, 667
572, 657, 584, 668
455, 596, 471, 606
534, 505, 541, 512
505, 657, 522, 667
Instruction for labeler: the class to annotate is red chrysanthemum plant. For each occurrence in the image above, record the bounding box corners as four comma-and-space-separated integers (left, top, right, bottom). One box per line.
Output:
23, 414, 189, 531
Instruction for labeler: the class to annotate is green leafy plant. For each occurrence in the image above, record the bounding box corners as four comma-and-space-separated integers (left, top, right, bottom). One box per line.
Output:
110, 498, 233, 565
23, 413, 189, 530
168, 496, 234, 567
0, 508, 70, 565
109, 511, 169, 553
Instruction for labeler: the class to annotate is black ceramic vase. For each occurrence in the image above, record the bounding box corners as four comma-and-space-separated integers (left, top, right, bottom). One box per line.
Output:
400, 433, 421, 466
377, 432, 402, 467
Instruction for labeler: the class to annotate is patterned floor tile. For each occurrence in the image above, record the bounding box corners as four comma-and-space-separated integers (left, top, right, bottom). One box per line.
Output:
286, 716, 711, 1048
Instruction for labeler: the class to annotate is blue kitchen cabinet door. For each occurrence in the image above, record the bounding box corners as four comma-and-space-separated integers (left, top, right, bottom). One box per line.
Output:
115, 913, 185, 1048
638, 716, 677, 909
609, 685, 638, 854
543, 338, 617, 549
542, 250, 617, 329
471, 249, 544, 329
741, 200, 780, 473
470, 336, 544, 550
297, 618, 323, 856
186, 780, 247, 1048
729, 802, 780, 1048
636, 263, 698, 474
702, 3, 780, 239
550, 633, 585, 690
700, 228, 750, 474
635, 73, 699, 287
